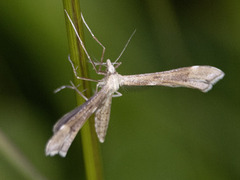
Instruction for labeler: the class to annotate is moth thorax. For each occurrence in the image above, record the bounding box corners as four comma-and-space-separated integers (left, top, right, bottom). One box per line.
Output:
107, 74, 120, 93
106, 59, 116, 74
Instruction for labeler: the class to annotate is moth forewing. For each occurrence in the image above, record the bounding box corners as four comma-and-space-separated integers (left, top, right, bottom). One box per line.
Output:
45, 124, 74, 157
120, 66, 224, 92
45, 85, 110, 157
95, 96, 113, 143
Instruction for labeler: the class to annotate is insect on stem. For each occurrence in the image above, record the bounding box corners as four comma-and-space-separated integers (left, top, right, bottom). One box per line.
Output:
45, 10, 224, 157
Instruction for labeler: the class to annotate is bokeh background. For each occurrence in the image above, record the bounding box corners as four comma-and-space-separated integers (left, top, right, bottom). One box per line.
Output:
0, 0, 239, 179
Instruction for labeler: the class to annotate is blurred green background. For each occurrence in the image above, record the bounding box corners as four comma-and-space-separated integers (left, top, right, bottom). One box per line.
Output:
0, 0, 239, 179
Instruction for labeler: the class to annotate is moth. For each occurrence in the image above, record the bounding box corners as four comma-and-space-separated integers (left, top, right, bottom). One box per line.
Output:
45, 10, 224, 157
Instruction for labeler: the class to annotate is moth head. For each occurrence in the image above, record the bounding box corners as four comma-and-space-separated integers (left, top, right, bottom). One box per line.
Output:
106, 59, 116, 74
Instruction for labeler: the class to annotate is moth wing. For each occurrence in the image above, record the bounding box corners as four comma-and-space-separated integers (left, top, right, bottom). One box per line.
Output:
95, 96, 112, 143
45, 124, 77, 157
121, 66, 224, 92
45, 105, 89, 157
46, 86, 109, 157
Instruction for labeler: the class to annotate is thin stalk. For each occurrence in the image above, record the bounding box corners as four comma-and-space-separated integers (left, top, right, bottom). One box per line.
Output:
62, 1, 104, 180
0, 129, 46, 180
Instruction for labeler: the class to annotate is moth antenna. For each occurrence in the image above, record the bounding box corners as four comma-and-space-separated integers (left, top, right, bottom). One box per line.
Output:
114, 29, 136, 64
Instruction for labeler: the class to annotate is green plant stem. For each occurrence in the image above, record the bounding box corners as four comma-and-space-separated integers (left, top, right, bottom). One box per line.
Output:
0, 129, 46, 180
62, 1, 104, 180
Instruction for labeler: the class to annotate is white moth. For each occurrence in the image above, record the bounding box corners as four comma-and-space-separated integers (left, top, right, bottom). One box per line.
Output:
45, 10, 224, 157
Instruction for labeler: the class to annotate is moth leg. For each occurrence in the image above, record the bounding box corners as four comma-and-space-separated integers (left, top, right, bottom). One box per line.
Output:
81, 13, 106, 73
54, 81, 88, 101
91, 58, 106, 66
95, 83, 102, 93
64, 10, 106, 75
113, 62, 122, 69
112, 91, 122, 97
67, 56, 99, 83
92, 58, 110, 69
